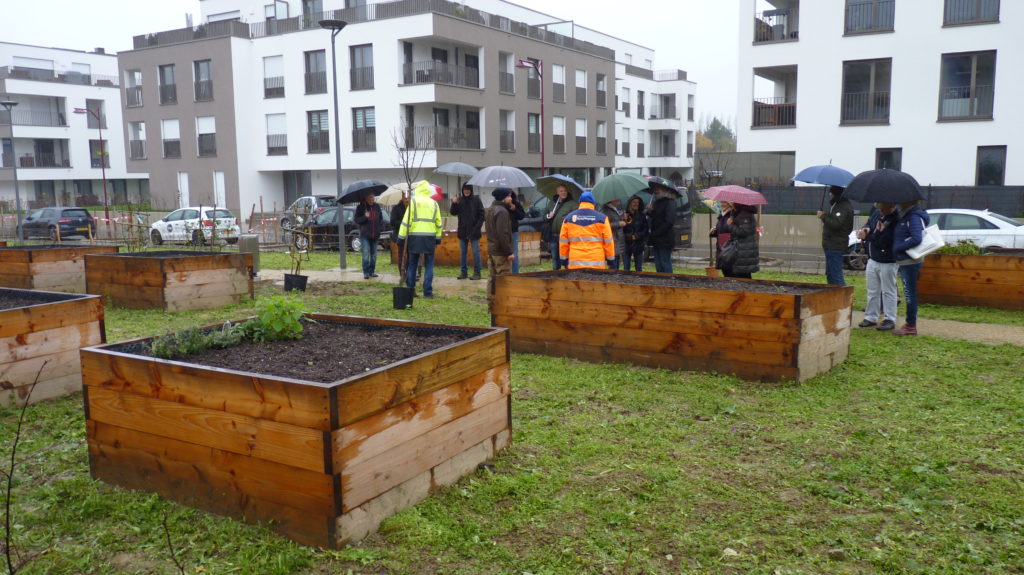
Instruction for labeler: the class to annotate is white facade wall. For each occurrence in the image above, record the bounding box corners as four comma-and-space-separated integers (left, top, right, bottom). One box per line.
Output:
737, 0, 1022, 186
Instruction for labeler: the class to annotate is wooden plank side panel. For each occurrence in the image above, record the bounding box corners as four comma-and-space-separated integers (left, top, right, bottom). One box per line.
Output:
797, 286, 854, 319
335, 365, 510, 469
27, 271, 87, 292
85, 267, 167, 288
0, 347, 82, 389
493, 294, 801, 343
919, 270, 1024, 291
0, 250, 31, 264
80, 350, 332, 430
165, 268, 248, 286
1, 373, 82, 407
335, 332, 508, 427
0, 322, 102, 363
925, 254, 1024, 272
796, 326, 851, 382
918, 291, 1024, 311
87, 386, 328, 473
85, 280, 166, 307
162, 253, 252, 274
0, 272, 33, 289
341, 395, 509, 512
498, 316, 795, 366
26, 246, 118, 263
162, 275, 252, 302
87, 420, 335, 548
166, 293, 248, 312
0, 294, 101, 338
28, 259, 86, 275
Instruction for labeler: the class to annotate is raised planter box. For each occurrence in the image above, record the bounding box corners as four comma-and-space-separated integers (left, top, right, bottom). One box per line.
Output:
85, 250, 253, 310
0, 245, 119, 292
391, 231, 541, 267
918, 252, 1024, 310
81, 314, 511, 547
492, 269, 854, 382
1, 289, 104, 406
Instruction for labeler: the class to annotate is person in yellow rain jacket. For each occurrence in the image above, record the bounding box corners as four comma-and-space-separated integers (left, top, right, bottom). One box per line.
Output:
559, 191, 616, 269
398, 180, 443, 298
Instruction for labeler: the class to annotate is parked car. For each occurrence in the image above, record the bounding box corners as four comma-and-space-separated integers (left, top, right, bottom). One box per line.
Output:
149, 206, 241, 245
17, 207, 96, 240
280, 195, 337, 231
927, 208, 1024, 250
294, 206, 392, 252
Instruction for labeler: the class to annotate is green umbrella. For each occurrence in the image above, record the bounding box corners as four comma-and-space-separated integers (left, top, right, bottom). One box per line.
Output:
591, 173, 649, 206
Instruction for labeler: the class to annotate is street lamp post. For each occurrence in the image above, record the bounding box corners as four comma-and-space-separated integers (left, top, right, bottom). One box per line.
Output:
516, 58, 544, 177
320, 18, 348, 270
73, 106, 109, 237
0, 99, 24, 242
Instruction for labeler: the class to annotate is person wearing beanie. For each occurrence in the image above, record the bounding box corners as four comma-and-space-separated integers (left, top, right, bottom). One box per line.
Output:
817, 185, 854, 286
558, 191, 615, 269
484, 187, 516, 299
450, 182, 485, 280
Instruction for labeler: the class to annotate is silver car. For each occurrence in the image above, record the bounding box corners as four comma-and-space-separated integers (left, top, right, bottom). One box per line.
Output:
927, 209, 1024, 250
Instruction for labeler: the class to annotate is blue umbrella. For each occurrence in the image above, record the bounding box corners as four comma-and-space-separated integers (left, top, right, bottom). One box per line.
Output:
792, 165, 855, 188
535, 174, 586, 200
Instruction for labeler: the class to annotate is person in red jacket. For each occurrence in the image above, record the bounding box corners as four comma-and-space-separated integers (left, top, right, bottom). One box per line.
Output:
559, 191, 616, 269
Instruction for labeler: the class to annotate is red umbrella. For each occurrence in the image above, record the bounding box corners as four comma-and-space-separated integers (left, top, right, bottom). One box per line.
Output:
702, 185, 768, 206
428, 184, 444, 202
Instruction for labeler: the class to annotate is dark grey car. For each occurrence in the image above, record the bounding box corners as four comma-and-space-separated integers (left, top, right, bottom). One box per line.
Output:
17, 207, 96, 240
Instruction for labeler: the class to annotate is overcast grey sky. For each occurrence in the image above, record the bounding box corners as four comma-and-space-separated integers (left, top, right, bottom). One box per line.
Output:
1, 0, 739, 126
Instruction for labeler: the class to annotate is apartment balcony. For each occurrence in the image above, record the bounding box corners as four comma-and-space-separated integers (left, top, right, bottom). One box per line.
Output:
305, 72, 327, 94
498, 72, 515, 95
350, 66, 374, 90
129, 140, 147, 159
553, 135, 565, 154
163, 139, 181, 158
264, 76, 285, 98
841, 91, 891, 124
401, 62, 479, 89
15, 153, 70, 168
404, 126, 480, 150
499, 130, 515, 152
752, 98, 797, 127
352, 127, 376, 151
197, 133, 217, 157
845, 0, 895, 34
938, 85, 994, 120
159, 84, 177, 105
754, 7, 799, 43
307, 131, 330, 153
649, 105, 677, 120
0, 108, 67, 128
194, 80, 214, 102
125, 86, 143, 108
0, 66, 118, 87
267, 134, 288, 155
944, 0, 1000, 25
596, 137, 606, 155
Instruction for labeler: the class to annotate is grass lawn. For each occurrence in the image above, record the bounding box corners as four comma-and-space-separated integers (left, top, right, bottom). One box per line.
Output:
2, 257, 1023, 574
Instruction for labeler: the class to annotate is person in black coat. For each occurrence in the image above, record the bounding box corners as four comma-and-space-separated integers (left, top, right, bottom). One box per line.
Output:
722, 203, 759, 278
390, 194, 412, 278
622, 195, 649, 272
856, 203, 900, 331
509, 191, 526, 273
354, 192, 383, 279
450, 183, 485, 280
646, 185, 677, 273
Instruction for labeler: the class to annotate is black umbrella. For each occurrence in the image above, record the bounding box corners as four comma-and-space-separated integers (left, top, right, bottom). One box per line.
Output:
339, 179, 388, 204
844, 169, 924, 204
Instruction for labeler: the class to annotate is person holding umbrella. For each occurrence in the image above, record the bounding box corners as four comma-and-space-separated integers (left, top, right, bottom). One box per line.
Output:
450, 183, 485, 280
600, 198, 627, 270
892, 200, 930, 336
484, 188, 516, 298
353, 191, 383, 279
546, 184, 579, 270
646, 181, 678, 273
723, 203, 760, 279
398, 180, 443, 299
622, 195, 648, 272
816, 186, 854, 286
856, 203, 899, 331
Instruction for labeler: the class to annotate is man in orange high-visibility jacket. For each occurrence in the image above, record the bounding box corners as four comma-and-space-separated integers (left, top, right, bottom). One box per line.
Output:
559, 191, 616, 269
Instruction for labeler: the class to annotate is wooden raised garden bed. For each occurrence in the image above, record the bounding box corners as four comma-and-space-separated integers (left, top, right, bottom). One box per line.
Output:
918, 252, 1024, 310
492, 269, 854, 382
1, 288, 105, 406
0, 244, 119, 292
391, 231, 541, 267
85, 250, 253, 311
81, 314, 511, 547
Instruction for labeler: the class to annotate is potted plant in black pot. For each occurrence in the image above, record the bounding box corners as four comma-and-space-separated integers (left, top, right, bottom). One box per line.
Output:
284, 232, 309, 292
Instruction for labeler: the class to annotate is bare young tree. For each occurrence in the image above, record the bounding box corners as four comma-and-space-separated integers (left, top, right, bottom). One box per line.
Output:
391, 127, 431, 189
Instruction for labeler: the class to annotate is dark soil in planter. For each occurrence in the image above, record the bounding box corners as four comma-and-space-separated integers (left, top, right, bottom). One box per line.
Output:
543, 269, 824, 295
0, 289, 85, 311
116, 320, 479, 383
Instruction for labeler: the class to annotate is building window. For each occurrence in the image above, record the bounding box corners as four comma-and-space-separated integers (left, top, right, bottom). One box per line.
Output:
499, 110, 515, 152
637, 90, 645, 119
527, 113, 540, 153
304, 50, 327, 94
194, 59, 213, 101
266, 113, 287, 155
89, 139, 110, 168
129, 121, 146, 159
350, 44, 374, 90
845, 0, 896, 34
498, 52, 515, 95
637, 129, 646, 158
264, 55, 285, 98
158, 64, 176, 105
944, 0, 999, 25
302, 0, 322, 20
938, 51, 995, 120
552, 116, 565, 154
161, 118, 181, 158
595, 74, 607, 108
85, 99, 106, 129
552, 64, 565, 103
596, 121, 607, 155
575, 69, 587, 106
125, 69, 143, 107
976, 145, 1006, 185
841, 58, 891, 124
307, 110, 329, 153
197, 116, 217, 157
620, 127, 630, 157
525, 58, 540, 99
352, 107, 375, 151
875, 148, 902, 170
621, 87, 631, 117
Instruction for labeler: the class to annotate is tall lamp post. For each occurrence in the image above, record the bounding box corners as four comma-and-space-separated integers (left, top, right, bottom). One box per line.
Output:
516, 58, 544, 177
320, 18, 348, 270
73, 106, 109, 236
0, 98, 24, 242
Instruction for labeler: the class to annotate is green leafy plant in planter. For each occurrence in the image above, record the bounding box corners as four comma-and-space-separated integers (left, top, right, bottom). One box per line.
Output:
936, 239, 983, 256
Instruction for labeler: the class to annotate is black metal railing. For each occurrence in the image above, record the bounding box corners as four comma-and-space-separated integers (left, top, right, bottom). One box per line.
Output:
129, 140, 146, 159
944, 0, 1000, 24
939, 85, 994, 119
308, 131, 330, 153
499, 130, 515, 152
0, 109, 66, 127
637, 143, 645, 158
264, 76, 285, 98
649, 105, 677, 119
305, 71, 327, 94
352, 128, 376, 151
0, 66, 119, 87
499, 71, 514, 94
637, 104, 645, 119
159, 83, 177, 105
596, 137, 606, 155
621, 101, 630, 117
528, 133, 540, 153
198, 133, 217, 156
405, 126, 480, 150
267, 133, 288, 155
648, 142, 676, 157
350, 66, 374, 90
575, 87, 587, 106
163, 139, 181, 158
194, 79, 214, 101
126, 86, 143, 107
553, 134, 565, 154
21, 153, 67, 168
90, 154, 111, 168
754, 10, 795, 42
752, 98, 797, 127
527, 77, 540, 99
552, 83, 565, 103
845, 0, 896, 33
621, 142, 630, 157
596, 90, 606, 108
575, 136, 586, 154
841, 90, 891, 123
401, 61, 479, 88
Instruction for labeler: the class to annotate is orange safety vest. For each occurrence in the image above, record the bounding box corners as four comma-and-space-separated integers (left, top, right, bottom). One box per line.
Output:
558, 201, 615, 269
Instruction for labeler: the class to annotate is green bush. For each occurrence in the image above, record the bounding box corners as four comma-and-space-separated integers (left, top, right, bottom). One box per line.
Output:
239, 295, 308, 342
936, 239, 983, 256
148, 321, 243, 359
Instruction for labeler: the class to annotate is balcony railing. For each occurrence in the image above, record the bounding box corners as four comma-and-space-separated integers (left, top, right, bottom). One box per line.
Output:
527, 77, 540, 99
637, 143, 645, 158
0, 66, 119, 87
198, 133, 217, 156
499, 130, 515, 152
621, 142, 630, 157
350, 66, 374, 90
0, 109, 67, 127
264, 76, 285, 98
845, 0, 896, 33
17, 154, 68, 168
596, 90, 606, 108
163, 139, 181, 158
159, 83, 177, 105
649, 105, 677, 119
841, 90, 891, 124
404, 126, 480, 150
528, 133, 540, 153
1, 153, 11, 168
575, 136, 586, 154
754, 9, 797, 43
649, 143, 676, 158
87, 114, 107, 130
401, 61, 479, 89
596, 137, 606, 155
194, 80, 214, 101
938, 85, 994, 119
553, 134, 565, 154
944, 0, 1000, 25
621, 101, 630, 117
308, 131, 330, 153
267, 133, 288, 155
90, 154, 111, 169
499, 71, 514, 94
637, 104, 645, 119
352, 127, 376, 151
752, 98, 797, 127
129, 140, 146, 159
575, 87, 587, 106
126, 86, 143, 107
552, 83, 565, 103
305, 71, 327, 94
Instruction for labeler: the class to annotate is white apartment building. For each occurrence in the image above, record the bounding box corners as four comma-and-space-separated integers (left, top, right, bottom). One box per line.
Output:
0, 43, 149, 215
737, 0, 1021, 186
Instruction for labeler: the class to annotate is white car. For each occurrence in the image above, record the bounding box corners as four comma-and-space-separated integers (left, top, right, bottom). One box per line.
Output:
927, 209, 1024, 250
150, 206, 241, 246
